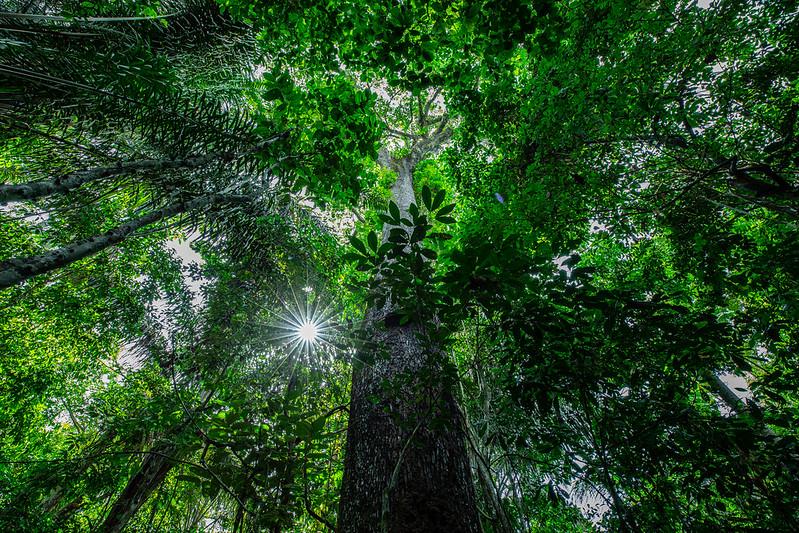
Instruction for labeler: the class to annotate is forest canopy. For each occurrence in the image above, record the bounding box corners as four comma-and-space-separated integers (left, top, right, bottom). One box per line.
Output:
1, 0, 798, 531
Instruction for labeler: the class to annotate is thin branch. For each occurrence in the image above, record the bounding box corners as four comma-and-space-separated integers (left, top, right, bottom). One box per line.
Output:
421, 87, 442, 126
302, 460, 336, 532
384, 126, 421, 140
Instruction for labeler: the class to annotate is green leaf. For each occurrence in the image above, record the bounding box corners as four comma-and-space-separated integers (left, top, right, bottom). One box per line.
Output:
367, 230, 378, 251
349, 235, 368, 255
422, 186, 432, 210
436, 203, 455, 218
377, 243, 393, 257
432, 190, 446, 210
264, 88, 283, 101
421, 248, 437, 260
388, 201, 401, 222
342, 252, 363, 262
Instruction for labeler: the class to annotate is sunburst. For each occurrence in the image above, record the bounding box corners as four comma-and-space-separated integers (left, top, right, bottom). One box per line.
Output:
269, 285, 338, 366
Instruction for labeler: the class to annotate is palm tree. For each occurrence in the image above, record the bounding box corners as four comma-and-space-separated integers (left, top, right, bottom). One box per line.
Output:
0, 0, 291, 290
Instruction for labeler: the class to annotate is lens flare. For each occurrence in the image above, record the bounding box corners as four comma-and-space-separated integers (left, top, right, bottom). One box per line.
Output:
267, 284, 339, 368
297, 320, 318, 343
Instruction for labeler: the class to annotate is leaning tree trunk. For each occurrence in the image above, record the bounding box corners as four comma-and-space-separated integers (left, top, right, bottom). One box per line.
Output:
99, 280, 248, 533
101, 440, 180, 533
338, 149, 480, 532
0, 131, 287, 205
0, 154, 220, 204
709, 372, 799, 527
0, 193, 242, 289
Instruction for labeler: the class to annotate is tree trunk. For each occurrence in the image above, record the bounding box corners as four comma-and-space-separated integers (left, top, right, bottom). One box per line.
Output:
0, 154, 221, 204
0, 130, 288, 204
466, 422, 514, 533
0, 193, 241, 289
100, 441, 179, 533
339, 315, 480, 533
707, 372, 799, 528
708, 372, 748, 413
338, 152, 480, 533
99, 287, 245, 532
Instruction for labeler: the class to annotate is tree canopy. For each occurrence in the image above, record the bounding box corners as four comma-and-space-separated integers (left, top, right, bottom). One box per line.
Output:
1, 0, 798, 531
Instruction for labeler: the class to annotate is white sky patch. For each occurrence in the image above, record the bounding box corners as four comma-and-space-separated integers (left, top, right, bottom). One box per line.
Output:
166, 235, 207, 310
252, 64, 267, 79
589, 219, 609, 234
717, 372, 754, 416
0, 202, 51, 226
553, 254, 573, 273
719, 372, 753, 402
712, 61, 729, 74
117, 340, 146, 372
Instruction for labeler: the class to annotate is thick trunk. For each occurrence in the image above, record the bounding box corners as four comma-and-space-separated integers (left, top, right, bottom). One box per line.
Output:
100, 441, 179, 533
339, 317, 480, 533
0, 193, 240, 289
338, 152, 480, 533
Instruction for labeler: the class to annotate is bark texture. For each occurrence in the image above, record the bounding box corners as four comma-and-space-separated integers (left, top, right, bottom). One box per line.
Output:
339, 144, 480, 532
0, 193, 242, 289
100, 442, 179, 533
0, 154, 221, 204
0, 131, 288, 205
339, 314, 480, 533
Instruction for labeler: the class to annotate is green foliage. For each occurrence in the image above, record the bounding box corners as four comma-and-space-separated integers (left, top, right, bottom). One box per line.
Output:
2, 0, 799, 531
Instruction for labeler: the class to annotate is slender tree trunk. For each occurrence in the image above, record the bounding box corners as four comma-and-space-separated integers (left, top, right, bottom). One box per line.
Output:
708, 372, 748, 413
338, 153, 480, 533
101, 441, 180, 533
579, 392, 641, 533
465, 421, 514, 533
0, 130, 288, 204
271, 372, 301, 533
0, 154, 221, 204
0, 193, 241, 289
707, 372, 799, 528
99, 284, 245, 532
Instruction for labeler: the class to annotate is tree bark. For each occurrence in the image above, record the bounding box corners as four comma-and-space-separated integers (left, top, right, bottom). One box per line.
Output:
339, 314, 480, 533
0, 130, 288, 204
99, 282, 247, 532
100, 441, 179, 533
0, 154, 222, 205
338, 149, 480, 533
707, 372, 799, 528
0, 193, 242, 289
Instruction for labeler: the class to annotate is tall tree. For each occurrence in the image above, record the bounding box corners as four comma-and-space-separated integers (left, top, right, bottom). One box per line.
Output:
339, 108, 481, 531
